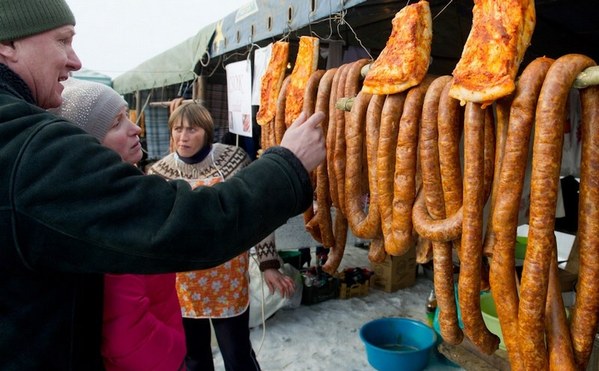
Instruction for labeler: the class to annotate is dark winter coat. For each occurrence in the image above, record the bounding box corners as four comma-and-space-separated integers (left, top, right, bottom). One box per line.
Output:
0, 64, 312, 370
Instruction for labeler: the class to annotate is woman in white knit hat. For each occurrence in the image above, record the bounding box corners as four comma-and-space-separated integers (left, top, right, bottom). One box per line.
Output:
51, 77, 143, 164
51, 77, 187, 371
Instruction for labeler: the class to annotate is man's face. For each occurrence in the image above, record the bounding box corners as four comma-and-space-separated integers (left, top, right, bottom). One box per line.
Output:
5, 25, 82, 109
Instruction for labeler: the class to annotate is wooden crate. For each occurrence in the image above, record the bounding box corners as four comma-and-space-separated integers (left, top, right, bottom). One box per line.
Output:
339, 275, 373, 299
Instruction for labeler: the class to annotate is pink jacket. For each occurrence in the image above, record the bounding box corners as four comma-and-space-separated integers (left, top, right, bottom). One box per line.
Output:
102, 273, 186, 371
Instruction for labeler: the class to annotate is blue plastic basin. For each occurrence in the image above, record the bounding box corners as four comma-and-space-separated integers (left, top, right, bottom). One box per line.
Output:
360, 317, 437, 371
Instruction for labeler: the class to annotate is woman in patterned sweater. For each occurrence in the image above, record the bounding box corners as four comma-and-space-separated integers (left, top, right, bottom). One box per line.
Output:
148, 102, 296, 371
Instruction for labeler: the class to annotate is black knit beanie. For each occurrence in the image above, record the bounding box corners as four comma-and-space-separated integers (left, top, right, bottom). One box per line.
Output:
0, 0, 76, 42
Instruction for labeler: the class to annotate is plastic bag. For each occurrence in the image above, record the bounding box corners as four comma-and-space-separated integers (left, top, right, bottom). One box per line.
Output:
248, 259, 303, 328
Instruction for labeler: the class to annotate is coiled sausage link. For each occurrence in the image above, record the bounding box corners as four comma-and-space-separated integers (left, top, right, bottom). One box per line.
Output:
365, 94, 387, 261
418, 76, 464, 344
302, 70, 327, 242
315, 68, 338, 248
489, 56, 554, 371
345, 91, 377, 238
569, 82, 599, 371
390, 77, 434, 256
479, 108, 495, 291
327, 64, 346, 210
518, 54, 595, 370
377, 93, 406, 255
274, 76, 291, 145
333, 63, 352, 215
459, 102, 500, 355
368, 237, 387, 264
546, 237, 577, 371
419, 76, 453, 236
438, 78, 464, 253
412, 189, 462, 242
322, 213, 348, 275
302, 70, 326, 116
482, 97, 510, 257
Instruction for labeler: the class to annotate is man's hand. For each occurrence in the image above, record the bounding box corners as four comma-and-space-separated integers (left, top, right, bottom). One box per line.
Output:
280, 111, 326, 172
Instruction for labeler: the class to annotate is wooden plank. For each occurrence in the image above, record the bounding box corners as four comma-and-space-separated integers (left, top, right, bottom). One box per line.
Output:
438, 338, 510, 371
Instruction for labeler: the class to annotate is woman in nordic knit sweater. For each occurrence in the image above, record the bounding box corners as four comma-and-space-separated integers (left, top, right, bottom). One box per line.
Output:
52, 78, 186, 371
148, 102, 296, 371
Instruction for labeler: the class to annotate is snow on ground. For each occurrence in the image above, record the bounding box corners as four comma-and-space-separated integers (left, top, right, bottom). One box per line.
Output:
210, 215, 464, 370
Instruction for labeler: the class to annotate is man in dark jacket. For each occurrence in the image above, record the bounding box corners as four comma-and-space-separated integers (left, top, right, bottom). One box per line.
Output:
0, 0, 325, 369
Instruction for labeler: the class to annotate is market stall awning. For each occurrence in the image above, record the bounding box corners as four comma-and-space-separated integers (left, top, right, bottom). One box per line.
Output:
114, 0, 599, 94
210, 0, 368, 57
113, 23, 216, 94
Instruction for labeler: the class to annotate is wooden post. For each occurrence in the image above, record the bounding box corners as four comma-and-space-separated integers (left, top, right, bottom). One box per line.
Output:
193, 75, 207, 101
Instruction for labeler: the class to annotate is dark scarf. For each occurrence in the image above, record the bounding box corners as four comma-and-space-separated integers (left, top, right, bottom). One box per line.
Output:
0, 63, 35, 104
177, 144, 212, 164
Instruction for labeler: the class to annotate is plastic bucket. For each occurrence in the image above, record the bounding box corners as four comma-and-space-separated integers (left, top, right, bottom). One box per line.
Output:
480, 292, 506, 350
360, 317, 437, 371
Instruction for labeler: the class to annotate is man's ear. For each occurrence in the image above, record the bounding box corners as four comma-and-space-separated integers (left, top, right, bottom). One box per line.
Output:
0, 41, 17, 62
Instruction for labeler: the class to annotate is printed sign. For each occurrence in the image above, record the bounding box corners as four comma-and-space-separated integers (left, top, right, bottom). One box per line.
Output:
225, 59, 253, 137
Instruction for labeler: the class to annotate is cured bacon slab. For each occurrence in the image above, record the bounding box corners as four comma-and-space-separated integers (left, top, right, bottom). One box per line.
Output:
449, 0, 536, 107
256, 41, 289, 126
361, 0, 432, 95
285, 36, 319, 126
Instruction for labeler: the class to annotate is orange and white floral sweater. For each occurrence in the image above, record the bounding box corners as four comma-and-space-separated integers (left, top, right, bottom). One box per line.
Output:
148, 143, 281, 318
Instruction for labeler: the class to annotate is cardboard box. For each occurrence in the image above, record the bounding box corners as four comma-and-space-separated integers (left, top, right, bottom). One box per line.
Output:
371, 244, 417, 292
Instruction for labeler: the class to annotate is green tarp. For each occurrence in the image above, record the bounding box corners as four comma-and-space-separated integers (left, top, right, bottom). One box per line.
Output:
72, 68, 113, 87
113, 23, 216, 94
